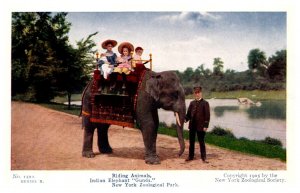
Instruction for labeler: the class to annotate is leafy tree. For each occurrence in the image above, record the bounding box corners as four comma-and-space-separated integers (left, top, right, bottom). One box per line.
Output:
183, 67, 194, 82
12, 12, 65, 101
247, 49, 268, 75
196, 64, 204, 74
56, 32, 97, 109
12, 12, 97, 105
12, 13, 37, 95
191, 65, 203, 82
193, 64, 212, 78
204, 68, 212, 77
213, 57, 224, 76
267, 49, 286, 81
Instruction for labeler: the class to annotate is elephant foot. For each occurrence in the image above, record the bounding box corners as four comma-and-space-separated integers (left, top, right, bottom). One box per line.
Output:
82, 151, 95, 158
99, 147, 113, 154
145, 155, 161, 165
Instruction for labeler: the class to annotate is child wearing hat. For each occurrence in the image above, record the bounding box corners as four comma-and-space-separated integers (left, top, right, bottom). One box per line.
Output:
98, 39, 118, 79
115, 42, 134, 75
113, 42, 134, 93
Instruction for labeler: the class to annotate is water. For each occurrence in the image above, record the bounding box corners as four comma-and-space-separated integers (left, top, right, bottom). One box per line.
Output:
159, 99, 286, 147
65, 99, 286, 147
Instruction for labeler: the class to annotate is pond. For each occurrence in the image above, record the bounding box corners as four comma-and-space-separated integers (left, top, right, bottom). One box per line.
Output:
65, 99, 286, 147
159, 99, 286, 147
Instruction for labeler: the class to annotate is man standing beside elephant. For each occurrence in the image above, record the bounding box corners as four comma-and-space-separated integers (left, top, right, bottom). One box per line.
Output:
185, 86, 210, 163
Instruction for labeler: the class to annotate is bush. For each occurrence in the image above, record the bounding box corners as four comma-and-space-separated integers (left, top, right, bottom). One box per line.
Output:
184, 86, 193, 95
239, 137, 250, 141
12, 92, 37, 102
159, 122, 168, 128
170, 123, 177, 128
159, 122, 177, 130
261, 137, 282, 147
209, 126, 236, 138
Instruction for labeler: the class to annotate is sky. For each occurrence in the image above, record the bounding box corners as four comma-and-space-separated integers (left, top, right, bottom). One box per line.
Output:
67, 12, 287, 71
66, 12, 286, 72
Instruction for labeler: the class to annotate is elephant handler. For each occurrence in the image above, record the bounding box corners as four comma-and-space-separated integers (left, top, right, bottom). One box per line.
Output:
185, 86, 210, 163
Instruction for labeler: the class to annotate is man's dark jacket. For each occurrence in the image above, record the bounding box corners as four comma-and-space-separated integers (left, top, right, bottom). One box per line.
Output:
186, 98, 210, 131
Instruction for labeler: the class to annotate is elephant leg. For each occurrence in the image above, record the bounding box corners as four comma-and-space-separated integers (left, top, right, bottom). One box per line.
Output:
141, 110, 160, 164
82, 126, 96, 158
141, 127, 160, 164
97, 124, 113, 154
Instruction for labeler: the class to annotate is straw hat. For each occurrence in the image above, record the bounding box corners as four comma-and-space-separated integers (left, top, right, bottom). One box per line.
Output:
118, 42, 134, 54
101, 39, 117, 49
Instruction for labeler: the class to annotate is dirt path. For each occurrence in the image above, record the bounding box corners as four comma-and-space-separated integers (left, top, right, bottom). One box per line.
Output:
11, 102, 286, 170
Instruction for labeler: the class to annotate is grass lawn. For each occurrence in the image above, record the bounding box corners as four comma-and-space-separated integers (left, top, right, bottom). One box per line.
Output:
186, 90, 286, 100
158, 126, 286, 161
52, 94, 82, 103
39, 102, 81, 116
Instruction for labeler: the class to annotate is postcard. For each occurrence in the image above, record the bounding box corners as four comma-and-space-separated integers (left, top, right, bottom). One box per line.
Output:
1, 0, 300, 193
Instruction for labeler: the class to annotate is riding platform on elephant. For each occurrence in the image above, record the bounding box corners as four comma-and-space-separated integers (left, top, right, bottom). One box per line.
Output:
86, 63, 148, 128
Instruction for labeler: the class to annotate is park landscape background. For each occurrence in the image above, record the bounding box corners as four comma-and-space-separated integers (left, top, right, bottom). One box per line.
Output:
11, 12, 286, 162
12, 12, 286, 102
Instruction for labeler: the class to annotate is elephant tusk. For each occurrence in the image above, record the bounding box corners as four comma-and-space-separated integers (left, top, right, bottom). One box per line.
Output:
175, 112, 181, 127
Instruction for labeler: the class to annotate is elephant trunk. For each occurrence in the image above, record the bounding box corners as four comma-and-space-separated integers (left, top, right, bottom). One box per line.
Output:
175, 109, 185, 157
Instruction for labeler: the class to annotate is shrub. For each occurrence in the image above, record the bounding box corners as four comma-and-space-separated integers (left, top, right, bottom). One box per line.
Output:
209, 126, 235, 138
184, 86, 193, 95
159, 122, 177, 130
170, 123, 177, 128
159, 122, 168, 128
261, 137, 282, 147
239, 137, 250, 141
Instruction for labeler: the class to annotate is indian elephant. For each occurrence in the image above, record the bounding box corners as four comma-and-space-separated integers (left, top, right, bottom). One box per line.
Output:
81, 70, 186, 164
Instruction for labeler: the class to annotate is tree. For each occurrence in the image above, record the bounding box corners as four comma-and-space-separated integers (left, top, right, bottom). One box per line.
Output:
267, 49, 286, 81
183, 67, 194, 82
213, 57, 224, 76
247, 48, 268, 75
12, 12, 96, 105
12, 13, 37, 96
56, 32, 97, 109
195, 64, 207, 76
192, 64, 212, 82
12, 12, 65, 101
192, 65, 202, 82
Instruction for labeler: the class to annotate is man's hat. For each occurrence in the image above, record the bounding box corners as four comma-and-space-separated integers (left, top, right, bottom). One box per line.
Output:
193, 86, 202, 92
118, 42, 134, 54
101, 39, 118, 49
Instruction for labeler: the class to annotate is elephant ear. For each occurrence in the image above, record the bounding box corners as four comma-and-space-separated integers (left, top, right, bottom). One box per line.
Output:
145, 73, 161, 101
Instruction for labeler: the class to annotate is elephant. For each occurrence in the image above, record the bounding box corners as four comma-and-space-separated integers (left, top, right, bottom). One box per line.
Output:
81, 70, 186, 164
